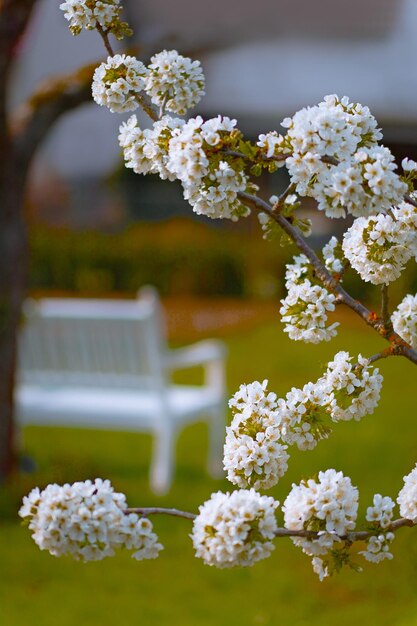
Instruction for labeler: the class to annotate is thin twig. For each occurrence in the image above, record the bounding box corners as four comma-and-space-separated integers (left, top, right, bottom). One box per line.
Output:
405, 194, 417, 208
275, 517, 414, 541
237, 191, 417, 366
381, 284, 390, 328
135, 92, 159, 122
124, 507, 415, 542
125, 507, 197, 520
368, 347, 396, 364
271, 182, 297, 214
223, 149, 290, 163
95, 26, 159, 122
96, 25, 115, 57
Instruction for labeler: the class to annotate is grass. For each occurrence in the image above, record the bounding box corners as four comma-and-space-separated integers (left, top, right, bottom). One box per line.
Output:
2, 310, 417, 626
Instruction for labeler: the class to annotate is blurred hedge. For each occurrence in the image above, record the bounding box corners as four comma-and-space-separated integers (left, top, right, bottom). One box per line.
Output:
29, 219, 290, 298
29, 219, 417, 305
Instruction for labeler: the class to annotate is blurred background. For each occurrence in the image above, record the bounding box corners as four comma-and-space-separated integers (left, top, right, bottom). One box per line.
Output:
2, 1, 417, 624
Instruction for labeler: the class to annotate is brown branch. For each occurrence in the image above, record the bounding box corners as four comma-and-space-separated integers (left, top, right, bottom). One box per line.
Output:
11, 63, 96, 174
96, 24, 115, 57
237, 191, 417, 366
275, 517, 414, 540
0, 0, 38, 76
124, 506, 415, 543
368, 347, 397, 364
405, 194, 417, 209
95, 24, 159, 122
126, 507, 197, 520
381, 284, 391, 329
271, 182, 297, 213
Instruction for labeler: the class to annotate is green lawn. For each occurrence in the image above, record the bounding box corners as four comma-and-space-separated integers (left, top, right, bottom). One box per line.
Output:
2, 314, 417, 626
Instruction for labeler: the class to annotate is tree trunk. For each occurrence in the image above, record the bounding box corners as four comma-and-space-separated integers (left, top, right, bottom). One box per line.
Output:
0, 0, 100, 482
0, 150, 27, 482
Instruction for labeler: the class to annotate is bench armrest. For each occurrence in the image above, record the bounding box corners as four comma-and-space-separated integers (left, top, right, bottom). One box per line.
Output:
165, 340, 226, 370
165, 340, 227, 394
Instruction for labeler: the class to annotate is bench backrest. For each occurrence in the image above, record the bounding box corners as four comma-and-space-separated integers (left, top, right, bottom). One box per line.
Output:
18, 292, 168, 390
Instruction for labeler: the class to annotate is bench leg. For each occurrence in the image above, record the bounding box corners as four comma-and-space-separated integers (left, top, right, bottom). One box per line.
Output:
207, 406, 225, 479
150, 428, 176, 496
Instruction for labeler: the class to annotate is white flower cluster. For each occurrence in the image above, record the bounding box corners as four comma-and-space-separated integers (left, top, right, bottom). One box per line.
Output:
191, 489, 278, 568
119, 114, 184, 180
365, 494, 395, 528
282, 469, 358, 580
359, 494, 396, 563
322, 351, 383, 422
392, 201, 417, 258
284, 254, 310, 285
224, 353, 382, 482
392, 293, 417, 349
283, 95, 381, 164
397, 464, 417, 522
312, 147, 407, 219
277, 351, 381, 449
119, 114, 250, 220
280, 279, 338, 343
145, 50, 205, 115
167, 115, 250, 220
257, 131, 285, 159
322, 236, 344, 275
283, 95, 406, 218
59, 0, 121, 36
92, 50, 205, 116
19, 479, 162, 562
360, 532, 395, 564
279, 381, 332, 450
342, 214, 413, 284
92, 55, 148, 113
223, 380, 289, 490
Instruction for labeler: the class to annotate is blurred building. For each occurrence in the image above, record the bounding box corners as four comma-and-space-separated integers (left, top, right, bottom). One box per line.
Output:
10, 0, 417, 227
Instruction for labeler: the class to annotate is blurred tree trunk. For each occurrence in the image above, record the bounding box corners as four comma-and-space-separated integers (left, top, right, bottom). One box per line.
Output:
0, 0, 37, 482
0, 0, 94, 482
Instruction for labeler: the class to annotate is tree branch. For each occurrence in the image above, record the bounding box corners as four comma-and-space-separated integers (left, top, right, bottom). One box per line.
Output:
125, 507, 197, 520
95, 24, 159, 122
381, 284, 391, 328
124, 506, 415, 543
11, 63, 96, 174
237, 191, 417, 366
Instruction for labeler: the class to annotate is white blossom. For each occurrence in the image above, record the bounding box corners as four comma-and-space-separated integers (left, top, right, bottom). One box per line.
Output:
283, 469, 358, 579
365, 494, 395, 529
257, 131, 285, 160
314, 147, 406, 219
191, 489, 278, 568
19, 479, 163, 562
278, 381, 332, 450
145, 50, 205, 115
322, 236, 344, 274
224, 380, 289, 490
280, 279, 338, 343
342, 214, 413, 284
92, 54, 148, 113
391, 201, 417, 260
283, 96, 406, 218
360, 532, 395, 564
284, 254, 311, 286
397, 464, 417, 522
392, 293, 417, 349
167, 116, 250, 220
402, 157, 417, 172
118, 115, 184, 180
321, 351, 383, 422
60, 0, 121, 36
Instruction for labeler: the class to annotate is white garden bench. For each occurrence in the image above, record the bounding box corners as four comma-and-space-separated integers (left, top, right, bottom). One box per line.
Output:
15, 288, 227, 494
